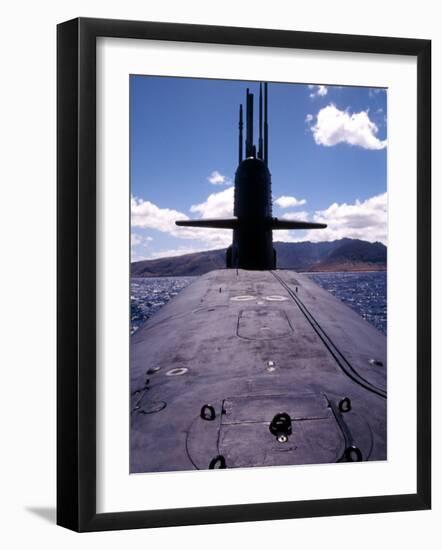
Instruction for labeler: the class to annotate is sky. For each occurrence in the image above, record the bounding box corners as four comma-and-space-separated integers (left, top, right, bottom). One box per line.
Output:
130, 76, 387, 261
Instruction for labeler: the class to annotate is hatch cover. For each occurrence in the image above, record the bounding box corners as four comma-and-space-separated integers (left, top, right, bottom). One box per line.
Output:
237, 309, 293, 340
186, 392, 374, 469
219, 393, 344, 467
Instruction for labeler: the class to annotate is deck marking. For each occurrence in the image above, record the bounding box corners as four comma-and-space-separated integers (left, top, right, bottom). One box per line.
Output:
264, 295, 288, 301
166, 367, 188, 376
230, 295, 255, 302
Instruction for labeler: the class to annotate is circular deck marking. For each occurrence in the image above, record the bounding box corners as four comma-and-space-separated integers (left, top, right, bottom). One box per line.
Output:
230, 295, 255, 302
166, 367, 188, 376
264, 295, 288, 302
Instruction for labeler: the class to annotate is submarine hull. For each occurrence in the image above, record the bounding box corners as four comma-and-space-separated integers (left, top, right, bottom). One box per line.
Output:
130, 270, 386, 473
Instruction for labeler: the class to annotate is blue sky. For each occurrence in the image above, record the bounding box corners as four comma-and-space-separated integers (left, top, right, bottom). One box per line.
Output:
130, 76, 387, 261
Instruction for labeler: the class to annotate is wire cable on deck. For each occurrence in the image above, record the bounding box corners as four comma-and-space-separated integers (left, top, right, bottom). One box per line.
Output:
270, 271, 386, 399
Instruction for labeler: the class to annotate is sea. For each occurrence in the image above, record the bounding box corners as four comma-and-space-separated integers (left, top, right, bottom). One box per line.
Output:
130, 271, 387, 336
131, 277, 195, 335
308, 272, 387, 335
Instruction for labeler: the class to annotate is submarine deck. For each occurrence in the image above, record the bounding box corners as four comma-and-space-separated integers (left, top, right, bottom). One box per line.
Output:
130, 269, 386, 473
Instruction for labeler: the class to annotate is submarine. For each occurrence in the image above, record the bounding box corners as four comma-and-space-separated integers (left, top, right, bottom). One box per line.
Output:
176, 83, 326, 269
130, 83, 386, 473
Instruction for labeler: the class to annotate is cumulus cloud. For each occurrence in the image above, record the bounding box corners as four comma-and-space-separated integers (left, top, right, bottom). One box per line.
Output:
131, 233, 142, 247
207, 170, 231, 185
131, 196, 189, 234
131, 233, 152, 247
190, 186, 234, 218
131, 233, 153, 261
280, 211, 309, 222
309, 104, 387, 150
305, 113, 314, 123
299, 192, 387, 244
131, 190, 234, 251
308, 85, 328, 98
274, 195, 306, 208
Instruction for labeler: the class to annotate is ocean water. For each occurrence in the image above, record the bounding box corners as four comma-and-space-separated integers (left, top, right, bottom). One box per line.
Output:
130, 272, 387, 335
130, 277, 195, 334
308, 271, 387, 335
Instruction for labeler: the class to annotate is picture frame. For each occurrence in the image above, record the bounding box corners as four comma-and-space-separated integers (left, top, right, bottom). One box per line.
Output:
57, 17, 431, 532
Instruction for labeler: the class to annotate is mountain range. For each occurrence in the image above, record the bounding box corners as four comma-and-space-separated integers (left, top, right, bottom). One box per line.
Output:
131, 238, 387, 277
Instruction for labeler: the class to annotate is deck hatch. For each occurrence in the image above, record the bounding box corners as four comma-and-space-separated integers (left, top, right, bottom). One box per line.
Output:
218, 393, 345, 467
237, 308, 293, 340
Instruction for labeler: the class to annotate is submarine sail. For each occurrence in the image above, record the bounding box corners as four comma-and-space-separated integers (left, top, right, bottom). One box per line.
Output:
176, 83, 326, 270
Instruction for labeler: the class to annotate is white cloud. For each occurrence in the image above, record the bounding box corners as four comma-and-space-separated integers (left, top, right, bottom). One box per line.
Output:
131, 233, 153, 262
131, 233, 142, 247
280, 211, 309, 222
273, 230, 294, 243
310, 104, 387, 150
131, 196, 189, 233
274, 195, 306, 208
309, 85, 328, 98
131, 233, 152, 248
305, 114, 314, 123
207, 170, 231, 185
190, 186, 234, 218
298, 192, 387, 244
131, 190, 234, 250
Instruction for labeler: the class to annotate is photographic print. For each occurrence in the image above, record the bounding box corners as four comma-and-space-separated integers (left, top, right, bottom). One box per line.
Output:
56, 18, 431, 531
129, 76, 387, 474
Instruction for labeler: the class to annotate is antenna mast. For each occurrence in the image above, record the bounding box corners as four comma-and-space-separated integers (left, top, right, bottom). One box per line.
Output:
238, 104, 243, 163
258, 83, 263, 160
264, 82, 268, 166
246, 89, 254, 157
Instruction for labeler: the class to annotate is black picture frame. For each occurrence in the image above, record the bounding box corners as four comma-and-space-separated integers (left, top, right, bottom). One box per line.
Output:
57, 17, 431, 532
